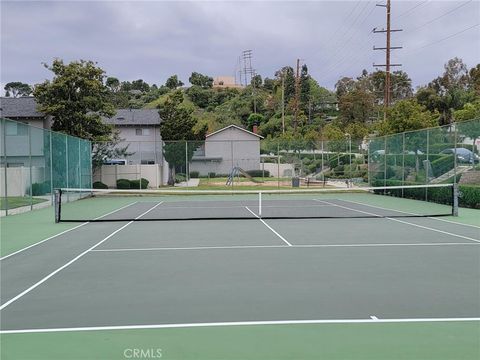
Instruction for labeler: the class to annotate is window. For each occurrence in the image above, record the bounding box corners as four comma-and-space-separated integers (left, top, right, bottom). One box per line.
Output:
135, 128, 151, 136
5, 122, 28, 136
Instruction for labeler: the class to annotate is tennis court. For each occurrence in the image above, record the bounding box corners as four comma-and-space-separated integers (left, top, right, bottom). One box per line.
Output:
1, 187, 479, 359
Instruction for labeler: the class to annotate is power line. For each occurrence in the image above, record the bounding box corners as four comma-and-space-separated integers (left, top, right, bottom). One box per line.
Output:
414, 22, 480, 50
411, 0, 473, 31
394, 0, 429, 19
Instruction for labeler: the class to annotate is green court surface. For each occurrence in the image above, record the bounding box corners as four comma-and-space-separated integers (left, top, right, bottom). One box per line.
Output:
1, 191, 479, 359
2, 321, 479, 360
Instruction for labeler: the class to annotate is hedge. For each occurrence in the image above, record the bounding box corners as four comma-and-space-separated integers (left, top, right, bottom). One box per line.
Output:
93, 181, 108, 189
30, 182, 50, 196
245, 169, 270, 177
431, 155, 455, 177
116, 179, 131, 189
370, 179, 480, 209
189, 171, 199, 178
130, 178, 149, 189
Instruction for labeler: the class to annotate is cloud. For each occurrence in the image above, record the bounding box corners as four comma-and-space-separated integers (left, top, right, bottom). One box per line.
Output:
1, 0, 478, 92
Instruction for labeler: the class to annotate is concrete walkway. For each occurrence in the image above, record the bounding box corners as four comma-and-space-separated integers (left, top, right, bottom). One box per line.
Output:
174, 178, 200, 187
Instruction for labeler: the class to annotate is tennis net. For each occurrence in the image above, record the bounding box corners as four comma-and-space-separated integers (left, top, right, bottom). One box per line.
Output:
54, 184, 459, 223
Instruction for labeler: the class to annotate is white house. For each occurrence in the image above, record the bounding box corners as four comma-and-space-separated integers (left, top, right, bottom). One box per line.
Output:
189, 125, 263, 176
102, 109, 162, 165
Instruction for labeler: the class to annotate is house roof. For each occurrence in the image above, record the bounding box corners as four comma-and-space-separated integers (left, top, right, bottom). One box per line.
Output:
206, 124, 263, 139
103, 109, 161, 126
0, 97, 44, 118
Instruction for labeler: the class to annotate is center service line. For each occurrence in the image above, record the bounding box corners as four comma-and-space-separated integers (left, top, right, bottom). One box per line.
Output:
0, 202, 163, 311
245, 206, 292, 246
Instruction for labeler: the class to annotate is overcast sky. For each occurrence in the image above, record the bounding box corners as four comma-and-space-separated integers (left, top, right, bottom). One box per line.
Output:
1, 0, 479, 93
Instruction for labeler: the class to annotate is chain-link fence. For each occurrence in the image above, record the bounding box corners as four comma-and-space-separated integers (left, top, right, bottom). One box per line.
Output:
368, 118, 480, 207
1, 118, 92, 215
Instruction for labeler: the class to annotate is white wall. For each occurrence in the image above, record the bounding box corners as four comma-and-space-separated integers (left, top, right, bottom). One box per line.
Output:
190, 127, 262, 175
113, 126, 162, 165
262, 163, 295, 178
0, 166, 46, 196
93, 164, 164, 188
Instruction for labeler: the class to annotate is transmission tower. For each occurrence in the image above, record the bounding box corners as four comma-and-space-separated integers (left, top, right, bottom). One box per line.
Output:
373, 0, 403, 119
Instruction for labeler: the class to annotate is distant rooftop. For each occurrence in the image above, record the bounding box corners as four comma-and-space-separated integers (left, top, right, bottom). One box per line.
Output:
103, 109, 161, 126
0, 97, 44, 118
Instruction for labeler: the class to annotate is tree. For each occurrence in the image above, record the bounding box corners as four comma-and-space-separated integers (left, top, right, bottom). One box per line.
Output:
189, 72, 213, 88
165, 75, 184, 90
106, 77, 121, 93
454, 101, 480, 156
335, 77, 356, 97
299, 64, 311, 112
251, 74, 262, 88
91, 130, 132, 170
247, 113, 265, 131
338, 89, 375, 125
274, 66, 295, 103
159, 90, 207, 184
377, 99, 438, 135
4, 82, 32, 97
33, 59, 115, 141
469, 64, 480, 96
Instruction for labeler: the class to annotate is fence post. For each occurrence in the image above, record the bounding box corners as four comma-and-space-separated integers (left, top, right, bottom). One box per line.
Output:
453, 123, 457, 184
49, 130, 53, 203
185, 141, 188, 183
2, 119, 8, 215
402, 132, 405, 197
277, 143, 280, 188
28, 125, 33, 210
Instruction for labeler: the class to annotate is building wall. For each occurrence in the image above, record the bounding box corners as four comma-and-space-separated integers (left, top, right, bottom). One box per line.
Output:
113, 126, 162, 164
93, 164, 164, 188
190, 127, 261, 175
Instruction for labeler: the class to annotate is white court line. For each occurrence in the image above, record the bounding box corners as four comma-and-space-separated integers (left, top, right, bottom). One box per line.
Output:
0, 202, 138, 261
245, 206, 292, 246
316, 200, 480, 244
1, 317, 479, 334
340, 198, 480, 229
91, 242, 479, 253
0, 202, 163, 311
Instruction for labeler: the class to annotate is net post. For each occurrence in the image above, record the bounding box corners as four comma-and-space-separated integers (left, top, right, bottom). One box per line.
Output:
54, 189, 62, 223
258, 191, 262, 217
452, 183, 459, 217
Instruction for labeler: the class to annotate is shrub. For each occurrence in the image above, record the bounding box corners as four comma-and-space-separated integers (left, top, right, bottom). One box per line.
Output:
31, 182, 50, 196
431, 155, 455, 177
116, 179, 131, 189
189, 171, 199, 178
245, 169, 270, 177
175, 173, 186, 183
208, 172, 216, 178
129, 178, 149, 189
93, 181, 108, 189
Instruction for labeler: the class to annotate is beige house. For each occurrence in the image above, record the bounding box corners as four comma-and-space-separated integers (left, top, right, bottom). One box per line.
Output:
190, 125, 263, 176
212, 76, 243, 89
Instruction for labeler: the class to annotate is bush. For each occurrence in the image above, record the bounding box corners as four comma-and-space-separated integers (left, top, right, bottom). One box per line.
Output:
93, 181, 108, 189
431, 155, 455, 177
31, 182, 50, 196
116, 179, 131, 189
370, 179, 480, 209
208, 172, 216, 178
189, 171, 199, 178
129, 178, 149, 189
175, 173, 186, 183
245, 169, 270, 177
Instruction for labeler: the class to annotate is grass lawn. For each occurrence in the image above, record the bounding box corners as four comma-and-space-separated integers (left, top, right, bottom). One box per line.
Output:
0, 196, 47, 210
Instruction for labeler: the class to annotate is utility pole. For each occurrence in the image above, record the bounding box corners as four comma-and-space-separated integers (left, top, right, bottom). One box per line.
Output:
281, 72, 285, 134
373, 0, 402, 120
293, 58, 301, 132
